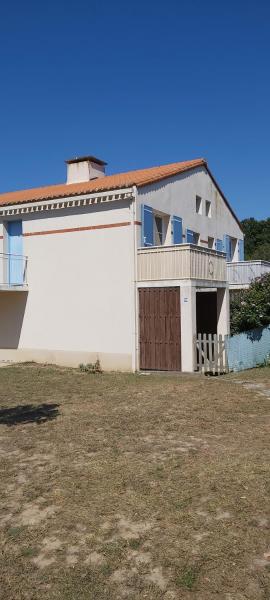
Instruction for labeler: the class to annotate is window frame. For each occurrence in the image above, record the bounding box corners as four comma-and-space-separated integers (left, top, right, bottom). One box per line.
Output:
205, 200, 211, 218
195, 195, 202, 215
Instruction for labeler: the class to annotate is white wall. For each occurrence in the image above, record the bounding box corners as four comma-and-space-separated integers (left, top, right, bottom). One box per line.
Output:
136, 166, 243, 256
0, 199, 136, 370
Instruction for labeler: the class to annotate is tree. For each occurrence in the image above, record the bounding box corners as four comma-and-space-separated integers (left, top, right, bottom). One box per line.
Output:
230, 273, 270, 334
241, 217, 270, 261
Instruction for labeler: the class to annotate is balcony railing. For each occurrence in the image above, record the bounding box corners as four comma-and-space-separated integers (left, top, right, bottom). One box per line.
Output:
227, 260, 270, 288
0, 253, 28, 290
137, 244, 227, 282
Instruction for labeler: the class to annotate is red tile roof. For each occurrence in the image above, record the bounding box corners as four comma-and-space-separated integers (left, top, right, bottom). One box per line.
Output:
0, 159, 205, 207
0, 158, 241, 228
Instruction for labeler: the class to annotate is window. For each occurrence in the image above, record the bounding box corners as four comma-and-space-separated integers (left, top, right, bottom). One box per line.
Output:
154, 215, 163, 245
205, 200, 211, 218
223, 235, 237, 261
216, 239, 223, 252
238, 239, 244, 261
186, 229, 200, 244
208, 236, 214, 249
196, 195, 202, 214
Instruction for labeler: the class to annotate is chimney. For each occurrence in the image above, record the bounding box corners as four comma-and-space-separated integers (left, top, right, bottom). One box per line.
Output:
65, 155, 107, 184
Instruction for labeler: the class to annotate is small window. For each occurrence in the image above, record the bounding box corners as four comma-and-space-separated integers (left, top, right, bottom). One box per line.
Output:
193, 232, 200, 245
196, 195, 202, 214
208, 236, 214, 249
154, 215, 163, 245
205, 200, 211, 218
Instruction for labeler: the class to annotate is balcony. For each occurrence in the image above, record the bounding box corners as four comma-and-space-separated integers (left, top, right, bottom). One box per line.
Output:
227, 260, 270, 289
0, 253, 28, 291
137, 244, 227, 283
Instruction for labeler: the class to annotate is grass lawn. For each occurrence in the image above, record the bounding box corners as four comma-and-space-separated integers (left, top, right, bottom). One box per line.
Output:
0, 364, 269, 599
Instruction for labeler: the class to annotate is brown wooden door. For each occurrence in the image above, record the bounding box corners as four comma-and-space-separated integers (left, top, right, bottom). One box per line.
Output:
139, 287, 181, 371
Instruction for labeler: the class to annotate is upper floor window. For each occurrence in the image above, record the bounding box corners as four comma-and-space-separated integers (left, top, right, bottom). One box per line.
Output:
141, 204, 170, 247
154, 215, 163, 245
216, 239, 223, 252
205, 200, 211, 218
196, 195, 202, 214
186, 229, 200, 245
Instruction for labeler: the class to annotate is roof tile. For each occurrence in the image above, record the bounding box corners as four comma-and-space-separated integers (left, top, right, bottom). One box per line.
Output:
0, 159, 205, 207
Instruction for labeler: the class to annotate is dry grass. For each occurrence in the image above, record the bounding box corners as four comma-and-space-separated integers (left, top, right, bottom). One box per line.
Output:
0, 364, 269, 599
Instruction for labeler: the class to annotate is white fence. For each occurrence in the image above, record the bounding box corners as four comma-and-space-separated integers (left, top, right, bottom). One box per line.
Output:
138, 244, 227, 282
195, 333, 228, 374
227, 260, 270, 288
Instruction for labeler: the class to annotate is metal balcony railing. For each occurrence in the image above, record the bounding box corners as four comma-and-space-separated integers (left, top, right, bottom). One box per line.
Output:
0, 253, 28, 289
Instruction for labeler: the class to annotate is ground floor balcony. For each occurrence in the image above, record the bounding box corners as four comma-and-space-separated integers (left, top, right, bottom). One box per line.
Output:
137, 244, 227, 283
227, 260, 270, 289
0, 253, 28, 291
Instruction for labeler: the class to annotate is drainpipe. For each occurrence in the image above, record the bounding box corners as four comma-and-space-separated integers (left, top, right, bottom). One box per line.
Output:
131, 185, 139, 372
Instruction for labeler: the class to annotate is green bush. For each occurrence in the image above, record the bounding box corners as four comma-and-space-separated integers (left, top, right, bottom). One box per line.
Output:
230, 273, 270, 334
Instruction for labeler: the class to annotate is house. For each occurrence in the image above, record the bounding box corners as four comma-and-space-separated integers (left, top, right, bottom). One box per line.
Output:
0, 156, 244, 372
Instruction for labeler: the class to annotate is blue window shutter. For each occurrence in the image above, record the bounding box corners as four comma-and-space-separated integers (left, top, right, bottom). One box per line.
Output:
238, 239, 244, 261
223, 234, 231, 261
186, 229, 194, 243
141, 204, 153, 247
216, 239, 223, 252
172, 216, 183, 244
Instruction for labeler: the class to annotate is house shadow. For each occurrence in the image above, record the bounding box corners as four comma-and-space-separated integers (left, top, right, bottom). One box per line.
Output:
0, 403, 60, 426
0, 291, 28, 348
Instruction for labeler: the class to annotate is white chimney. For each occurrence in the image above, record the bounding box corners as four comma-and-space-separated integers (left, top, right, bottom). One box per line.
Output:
65, 155, 107, 184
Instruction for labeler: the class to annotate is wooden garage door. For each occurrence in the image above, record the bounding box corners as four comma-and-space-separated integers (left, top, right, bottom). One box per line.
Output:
139, 287, 181, 371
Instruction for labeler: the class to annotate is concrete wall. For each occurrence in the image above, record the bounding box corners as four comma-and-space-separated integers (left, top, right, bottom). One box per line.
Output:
0, 199, 136, 370
137, 166, 243, 258
226, 325, 270, 372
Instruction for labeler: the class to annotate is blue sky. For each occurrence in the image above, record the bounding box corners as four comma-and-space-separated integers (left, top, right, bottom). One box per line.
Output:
0, 0, 269, 220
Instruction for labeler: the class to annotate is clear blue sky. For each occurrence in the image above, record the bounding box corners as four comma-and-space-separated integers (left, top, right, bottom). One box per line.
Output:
0, 0, 269, 220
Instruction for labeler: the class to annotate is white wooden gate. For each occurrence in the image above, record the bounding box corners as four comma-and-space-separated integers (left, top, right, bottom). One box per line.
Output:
195, 334, 228, 374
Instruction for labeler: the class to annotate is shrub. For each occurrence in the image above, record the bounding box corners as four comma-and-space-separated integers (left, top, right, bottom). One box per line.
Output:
230, 273, 270, 334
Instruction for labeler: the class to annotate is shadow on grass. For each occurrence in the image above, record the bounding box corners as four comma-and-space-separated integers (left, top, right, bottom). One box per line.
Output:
0, 403, 60, 426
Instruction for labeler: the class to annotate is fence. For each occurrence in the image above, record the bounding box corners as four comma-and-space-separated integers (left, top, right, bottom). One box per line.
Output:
227, 260, 270, 288
195, 333, 228, 374
225, 325, 270, 372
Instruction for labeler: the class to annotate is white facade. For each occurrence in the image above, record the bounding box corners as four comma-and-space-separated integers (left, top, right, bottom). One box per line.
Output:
136, 166, 243, 255
0, 195, 137, 370
0, 160, 242, 372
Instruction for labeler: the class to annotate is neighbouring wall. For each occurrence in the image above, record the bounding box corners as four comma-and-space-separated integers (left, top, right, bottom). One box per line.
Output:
226, 325, 270, 372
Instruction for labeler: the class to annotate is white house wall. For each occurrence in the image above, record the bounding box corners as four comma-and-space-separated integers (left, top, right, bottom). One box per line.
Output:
136, 166, 243, 253
0, 200, 136, 370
